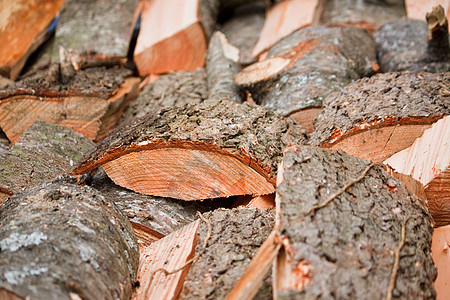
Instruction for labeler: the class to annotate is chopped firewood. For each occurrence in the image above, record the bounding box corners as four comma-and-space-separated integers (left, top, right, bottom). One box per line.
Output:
406, 0, 450, 22
0, 182, 139, 299
236, 26, 376, 133
232, 193, 275, 209
220, 2, 266, 65
130, 222, 164, 253
374, 5, 450, 73
179, 208, 275, 299
385, 165, 428, 206
385, 116, 450, 227
432, 224, 450, 300
206, 32, 242, 103
311, 72, 449, 163
274, 146, 436, 299
0, 65, 140, 143
252, 0, 325, 58
0, 121, 94, 203
73, 100, 307, 201
133, 0, 219, 76
133, 219, 201, 300
120, 69, 208, 126
322, 0, 406, 33
0, 0, 64, 80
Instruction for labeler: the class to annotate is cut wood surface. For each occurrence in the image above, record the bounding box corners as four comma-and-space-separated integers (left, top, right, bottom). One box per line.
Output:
73, 100, 307, 200
133, 0, 218, 75
432, 224, 450, 300
120, 69, 208, 126
322, 0, 406, 33
385, 116, 450, 227
0, 65, 139, 142
311, 72, 449, 163
406, 0, 450, 23
232, 193, 275, 210
274, 146, 436, 299
179, 208, 275, 299
0, 0, 64, 80
0, 182, 139, 300
0, 121, 94, 203
252, 0, 325, 57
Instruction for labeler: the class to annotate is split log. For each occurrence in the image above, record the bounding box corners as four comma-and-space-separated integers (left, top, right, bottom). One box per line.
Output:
0, 182, 139, 300
0, 121, 94, 203
232, 193, 275, 209
406, 0, 450, 22
384, 116, 450, 227
432, 224, 450, 300
120, 69, 208, 126
0, 0, 64, 80
220, 2, 266, 65
72, 100, 307, 201
252, 0, 325, 58
322, 0, 405, 33
274, 146, 436, 299
374, 5, 450, 73
0, 65, 140, 142
179, 208, 275, 299
236, 25, 376, 133
206, 32, 242, 103
133, 0, 219, 76
311, 72, 449, 163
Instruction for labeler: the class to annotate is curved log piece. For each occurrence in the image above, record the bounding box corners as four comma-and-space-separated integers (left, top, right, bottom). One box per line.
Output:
275, 146, 436, 299
72, 100, 307, 201
0, 182, 139, 300
310, 71, 449, 163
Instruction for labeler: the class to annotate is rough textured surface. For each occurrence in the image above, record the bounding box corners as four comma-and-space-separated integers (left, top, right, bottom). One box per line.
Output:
0, 182, 139, 300
311, 72, 450, 146
276, 146, 436, 299
374, 19, 450, 72
0, 121, 94, 197
120, 69, 208, 126
90, 168, 226, 236
75, 100, 307, 181
179, 208, 274, 300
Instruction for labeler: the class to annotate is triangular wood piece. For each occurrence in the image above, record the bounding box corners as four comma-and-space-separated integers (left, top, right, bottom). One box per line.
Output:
73, 100, 306, 201
232, 193, 275, 210
432, 224, 450, 300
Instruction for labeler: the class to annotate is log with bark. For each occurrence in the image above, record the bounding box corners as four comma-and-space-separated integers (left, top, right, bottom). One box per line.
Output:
0, 0, 64, 80
0, 64, 140, 143
374, 5, 450, 73
385, 116, 450, 227
406, 0, 450, 22
0, 121, 94, 203
73, 100, 307, 201
273, 145, 436, 299
311, 71, 449, 163
235, 25, 376, 133
0, 181, 139, 300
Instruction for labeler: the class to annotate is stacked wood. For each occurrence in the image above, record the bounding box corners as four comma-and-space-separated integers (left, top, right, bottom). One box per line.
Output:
0, 0, 64, 80
406, 0, 450, 22
432, 224, 450, 299
385, 116, 450, 227
374, 5, 450, 73
73, 100, 307, 200
322, 0, 405, 33
273, 146, 436, 299
235, 25, 376, 133
0, 121, 94, 202
0, 182, 139, 299
0, 64, 140, 143
311, 72, 449, 163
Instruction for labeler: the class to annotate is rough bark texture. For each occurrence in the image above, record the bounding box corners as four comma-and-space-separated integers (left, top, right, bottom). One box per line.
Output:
199, 0, 221, 39
179, 208, 275, 300
206, 32, 242, 103
238, 26, 376, 117
310, 72, 450, 146
276, 146, 436, 299
0, 181, 139, 300
121, 69, 207, 126
0, 121, 93, 199
374, 19, 450, 73
322, 0, 405, 32
74, 100, 307, 182
220, 2, 266, 65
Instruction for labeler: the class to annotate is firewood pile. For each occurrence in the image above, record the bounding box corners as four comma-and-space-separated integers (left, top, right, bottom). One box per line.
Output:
0, 0, 449, 299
